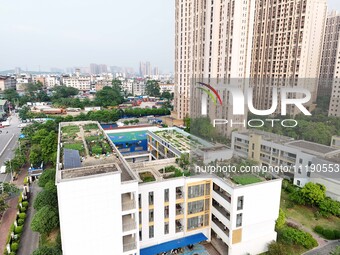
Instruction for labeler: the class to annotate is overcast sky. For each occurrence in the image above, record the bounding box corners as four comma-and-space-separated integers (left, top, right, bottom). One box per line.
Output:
0, 0, 339, 73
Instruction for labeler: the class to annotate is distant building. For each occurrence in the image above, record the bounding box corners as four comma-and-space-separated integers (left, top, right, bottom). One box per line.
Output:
0, 76, 16, 91
0, 100, 9, 112
16, 74, 32, 91
319, 11, 340, 98
159, 83, 174, 94
62, 75, 91, 91
331, 136, 340, 149
232, 130, 340, 201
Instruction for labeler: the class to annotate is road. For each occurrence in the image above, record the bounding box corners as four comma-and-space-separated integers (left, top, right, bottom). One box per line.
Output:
0, 114, 22, 183
303, 240, 340, 255
17, 182, 41, 255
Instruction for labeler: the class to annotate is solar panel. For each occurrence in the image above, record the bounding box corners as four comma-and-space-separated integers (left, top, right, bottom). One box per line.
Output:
63, 149, 81, 169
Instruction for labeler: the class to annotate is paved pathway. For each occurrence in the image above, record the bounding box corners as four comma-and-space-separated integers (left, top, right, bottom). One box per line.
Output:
303, 240, 340, 255
17, 182, 41, 255
0, 196, 19, 253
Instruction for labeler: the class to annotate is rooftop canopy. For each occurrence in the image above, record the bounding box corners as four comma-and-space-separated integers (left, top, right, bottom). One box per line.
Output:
140, 233, 207, 255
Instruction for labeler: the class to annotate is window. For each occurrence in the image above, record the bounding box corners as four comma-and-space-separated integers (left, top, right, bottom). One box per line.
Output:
252, 143, 255, 150
149, 192, 154, 205
237, 196, 244, 210
149, 209, 154, 222
164, 189, 169, 202
307, 171, 311, 177
139, 230, 142, 241
164, 222, 169, 235
236, 213, 243, 227
149, 226, 154, 238
164, 206, 169, 218
308, 161, 312, 167
188, 200, 204, 214
299, 158, 303, 164
297, 180, 301, 186
138, 194, 141, 208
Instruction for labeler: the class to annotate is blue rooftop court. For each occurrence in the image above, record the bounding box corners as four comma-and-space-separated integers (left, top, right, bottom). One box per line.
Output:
107, 131, 148, 153
140, 233, 208, 255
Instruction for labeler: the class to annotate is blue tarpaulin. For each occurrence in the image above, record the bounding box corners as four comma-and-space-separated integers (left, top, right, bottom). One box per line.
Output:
140, 233, 207, 255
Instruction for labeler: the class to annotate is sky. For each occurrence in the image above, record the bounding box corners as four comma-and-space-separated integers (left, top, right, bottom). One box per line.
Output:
0, 0, 175, 73
0, 0, 339, 73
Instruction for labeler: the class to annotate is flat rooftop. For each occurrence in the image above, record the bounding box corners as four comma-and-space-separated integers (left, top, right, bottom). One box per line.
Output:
239, 129, 294, 144
61, 163, 119, 180
57, 121, 136, 182
286, 140, 340, 156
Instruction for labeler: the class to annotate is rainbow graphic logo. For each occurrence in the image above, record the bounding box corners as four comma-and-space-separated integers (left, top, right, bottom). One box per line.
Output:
196, 82, 223, 106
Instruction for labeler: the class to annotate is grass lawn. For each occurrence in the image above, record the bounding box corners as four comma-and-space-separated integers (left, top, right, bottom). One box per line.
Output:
84, 123, 98, 131
281, 190, 340, 231
64, 143, 85, 156
40, 228, 60, 248
232, 174, 262, 185
61, 126, 80, 136
139, 172, 155, 182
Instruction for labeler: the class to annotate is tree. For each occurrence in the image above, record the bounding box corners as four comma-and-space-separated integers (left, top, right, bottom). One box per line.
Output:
94, 86, 123, 107
112, 79, 122, 91
0, 195, 8, 217
299, 182, 326, 206
145, 80, 160, 96
52, 86, 79, 99
29, 144, 42, 166
33, 188, 58, 211
31, 206, 59, 234
161, 91, 173, 101
38, 169, 56, 188
3, 89, 20, 105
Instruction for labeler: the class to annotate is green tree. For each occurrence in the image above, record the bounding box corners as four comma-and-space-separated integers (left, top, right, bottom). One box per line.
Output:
145, 80, 160, 96
3, 89, 20, 105
38, 169, 56, 188
94, 86, 123, 107
267, 241, 286, 255
33, 188, 58, 211
52, 86, 79, 99
29, 144, 42, 166
319, 197, 340, 216
300, 182, 326, 206
112, 79, 122, 91
31, 205, 59, 234
161, 91, 173, 101
0, 195, 8, 217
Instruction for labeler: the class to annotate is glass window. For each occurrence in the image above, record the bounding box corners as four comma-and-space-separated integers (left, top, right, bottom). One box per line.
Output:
164, 222, 169, 235
149, 209, 154, 222
149, 192, 154, 205
237, 196, 244, 210
164, 189, 169, 202
236, 213, 243, 227
149, 225, 154, 238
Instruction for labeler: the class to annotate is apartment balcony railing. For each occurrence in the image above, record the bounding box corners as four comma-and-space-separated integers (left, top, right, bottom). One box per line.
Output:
213, 189, 231, 203
122, 200, 136, 211
123, 221, 137, 232
123, 242, 136, 252
213, 205, 230, 221
212, 217, 229, 237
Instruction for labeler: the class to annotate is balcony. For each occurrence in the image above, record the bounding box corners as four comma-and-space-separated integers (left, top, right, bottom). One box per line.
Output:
213, 185, 231, 203
123, 234, 136, 252
122, 214, 137, 232
212, 215, 229, 237
122, 193, 136, 211
176, 187, 184, 200
212, 200, 230, 220
176, 204, 184, 215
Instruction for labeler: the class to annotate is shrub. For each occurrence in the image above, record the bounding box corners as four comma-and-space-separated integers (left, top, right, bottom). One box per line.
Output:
22, 201, 29, 208
10, 242, 19, 252
20, 206, 27, 213
275, 209, 285, 230
38, 169, 56, 188
279, 226, 318, 249
319, 197, 340, 217
14, 226, 23, 234
315, 225, 340, 240
267, 241, 286, 255
17, 219, 25, 226
33, 189, 58, 211
18, 213, 26, 219
31, 206, 59, 234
